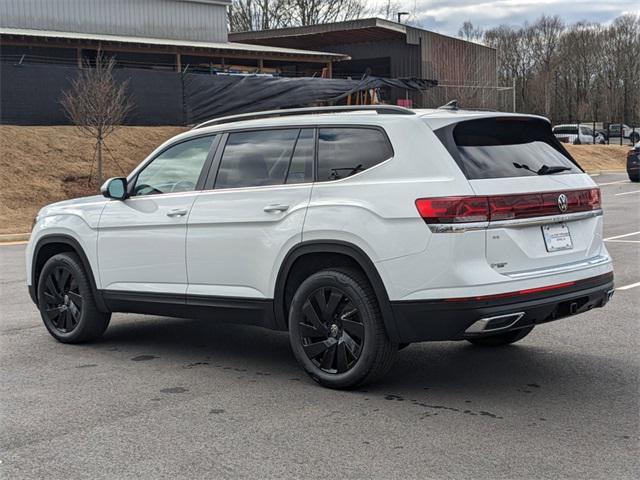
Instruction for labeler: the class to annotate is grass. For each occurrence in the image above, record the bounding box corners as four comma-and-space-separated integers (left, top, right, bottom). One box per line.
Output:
0, 126, 630, 234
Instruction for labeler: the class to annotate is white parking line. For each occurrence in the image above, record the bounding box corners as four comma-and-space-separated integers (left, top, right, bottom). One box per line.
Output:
614, 190, 640, 196
604, 231, 640, 241
617, 281, 640, 291
0, 241, 28, 246
598, 180, 629, 186
605, 240, 640, 244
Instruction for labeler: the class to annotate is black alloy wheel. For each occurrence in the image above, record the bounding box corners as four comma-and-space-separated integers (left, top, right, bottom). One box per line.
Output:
37, 252, 111, 343
42, 265, 83, 333
297, 286, 365, 374
288, 268, 397, 389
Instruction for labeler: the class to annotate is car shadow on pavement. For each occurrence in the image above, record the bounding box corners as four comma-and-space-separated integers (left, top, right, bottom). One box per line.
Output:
98, 314, 632, 404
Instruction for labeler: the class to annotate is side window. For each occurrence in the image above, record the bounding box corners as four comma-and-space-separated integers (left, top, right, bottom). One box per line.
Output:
215, 129, 299, 189
286, 129, 314, 184
317, 127, 393, 181
133, 136, 214, 196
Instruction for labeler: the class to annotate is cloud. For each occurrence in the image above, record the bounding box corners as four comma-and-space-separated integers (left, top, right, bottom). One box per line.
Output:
365, 0, 639, 35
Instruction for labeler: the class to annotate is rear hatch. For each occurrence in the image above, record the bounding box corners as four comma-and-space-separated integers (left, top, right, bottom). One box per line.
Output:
552, 126, 578, 144
432, 115, 603, 276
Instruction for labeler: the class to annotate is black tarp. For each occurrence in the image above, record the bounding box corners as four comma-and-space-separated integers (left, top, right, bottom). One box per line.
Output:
0, 61, 436, 125
184, 74, 436, 123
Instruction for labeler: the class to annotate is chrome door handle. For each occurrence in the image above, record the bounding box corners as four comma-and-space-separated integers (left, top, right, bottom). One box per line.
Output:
166, 208, 188, 217
263, 204, 290, 213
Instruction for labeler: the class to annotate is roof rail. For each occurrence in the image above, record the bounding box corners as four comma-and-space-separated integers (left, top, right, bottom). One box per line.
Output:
192, 105, 415, 129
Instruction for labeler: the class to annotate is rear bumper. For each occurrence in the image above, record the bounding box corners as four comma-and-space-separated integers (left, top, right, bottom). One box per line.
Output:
390, 272, 614, 343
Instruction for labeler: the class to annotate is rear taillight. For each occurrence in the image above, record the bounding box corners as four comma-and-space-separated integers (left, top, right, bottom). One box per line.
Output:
416, 188, 600, 224
415, 197, 489, 223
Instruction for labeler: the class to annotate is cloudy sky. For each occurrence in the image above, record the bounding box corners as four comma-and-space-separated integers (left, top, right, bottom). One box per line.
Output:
366, 0, 640, 36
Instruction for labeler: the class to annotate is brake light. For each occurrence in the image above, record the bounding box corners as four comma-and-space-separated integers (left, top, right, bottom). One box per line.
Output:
416, 188, 600, 224
415, 197, 489, 223
444, 280, 576, 302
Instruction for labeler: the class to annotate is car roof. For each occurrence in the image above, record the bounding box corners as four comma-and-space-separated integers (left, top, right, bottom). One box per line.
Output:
163, 107, 552, 148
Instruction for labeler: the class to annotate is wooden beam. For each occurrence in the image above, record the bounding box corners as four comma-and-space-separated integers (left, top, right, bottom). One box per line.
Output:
325, 61, 332, 78
176, 52, 182, 72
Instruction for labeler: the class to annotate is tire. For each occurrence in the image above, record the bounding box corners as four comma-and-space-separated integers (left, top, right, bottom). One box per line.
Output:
288, 268, 397, 389
466, 326, 534, 347
629, 132, 639, 144
629, 173, 640, 183
37, 252, 111, 343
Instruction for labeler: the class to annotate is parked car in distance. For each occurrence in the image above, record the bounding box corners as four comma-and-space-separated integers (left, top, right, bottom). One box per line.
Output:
627, 141, 640, 182
596, 128, 609, 141
26, 106, 615, 389
608, 124, 640, 144
552, 124, 604, 144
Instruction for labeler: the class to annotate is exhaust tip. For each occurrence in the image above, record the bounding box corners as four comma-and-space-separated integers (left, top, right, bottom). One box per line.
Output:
465, 312, 525, 335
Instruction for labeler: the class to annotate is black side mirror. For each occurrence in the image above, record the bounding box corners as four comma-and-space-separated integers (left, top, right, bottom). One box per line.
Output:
101, 177, 128, 200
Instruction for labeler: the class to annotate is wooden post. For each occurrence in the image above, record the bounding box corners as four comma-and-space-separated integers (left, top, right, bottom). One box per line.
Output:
257, 58, 264, 72
325, 61, 332, 79
176, 53, 182, 73
77, 48, 83, 68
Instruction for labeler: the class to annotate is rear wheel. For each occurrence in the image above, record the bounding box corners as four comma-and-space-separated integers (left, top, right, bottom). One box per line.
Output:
37, 252, 111, 343
466, 326, 534, 347
288, 268, 397, 389
629, 173, 640, 183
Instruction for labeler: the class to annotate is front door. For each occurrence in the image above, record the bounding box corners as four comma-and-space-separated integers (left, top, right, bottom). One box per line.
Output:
98, 135, 217, 296
186, 128, 315, 300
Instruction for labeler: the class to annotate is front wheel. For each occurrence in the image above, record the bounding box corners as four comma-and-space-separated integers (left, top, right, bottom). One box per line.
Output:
466, 326, 534, 347
288, 268, 397, 389
37, 252, 111, 343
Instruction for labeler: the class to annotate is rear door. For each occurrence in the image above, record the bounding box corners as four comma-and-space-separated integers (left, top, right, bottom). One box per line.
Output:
186, 128, 314, 299
434, 116, 603, 276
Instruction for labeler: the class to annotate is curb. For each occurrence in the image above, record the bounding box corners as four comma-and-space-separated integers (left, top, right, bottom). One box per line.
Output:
0, 233, 30, 243
587, 169, 626, 175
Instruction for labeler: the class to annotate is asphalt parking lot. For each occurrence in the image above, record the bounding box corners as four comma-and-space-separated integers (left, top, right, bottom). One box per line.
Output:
1, 172, 638, 479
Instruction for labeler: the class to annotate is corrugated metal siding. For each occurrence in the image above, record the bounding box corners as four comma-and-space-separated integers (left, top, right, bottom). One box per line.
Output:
418, 30, 496, 86
0, 0, 228, 43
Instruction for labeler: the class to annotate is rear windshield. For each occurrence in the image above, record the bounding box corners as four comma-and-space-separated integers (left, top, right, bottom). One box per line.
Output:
434, 117, 582, 179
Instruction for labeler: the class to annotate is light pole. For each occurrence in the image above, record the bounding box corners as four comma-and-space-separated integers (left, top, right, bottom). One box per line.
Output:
397, 12, 409, 24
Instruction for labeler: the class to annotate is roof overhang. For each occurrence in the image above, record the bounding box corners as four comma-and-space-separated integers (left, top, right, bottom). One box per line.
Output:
0, 27, 350, 62
229, 18, 408, 49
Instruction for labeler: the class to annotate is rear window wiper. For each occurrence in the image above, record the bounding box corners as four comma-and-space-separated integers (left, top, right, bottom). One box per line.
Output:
513, 162, 572, 175
537, 165, 573, 175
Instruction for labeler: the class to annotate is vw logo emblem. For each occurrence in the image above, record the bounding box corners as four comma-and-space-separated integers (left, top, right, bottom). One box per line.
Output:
557, 194, 568, 213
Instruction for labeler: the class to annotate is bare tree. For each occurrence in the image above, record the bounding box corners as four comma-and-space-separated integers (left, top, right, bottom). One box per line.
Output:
229, 0, 292, 31
528, 15, 565, 117
229, 0, 367, 31
60, 53, 133, 185
458, 21, 483, 42
373, 0, 403, 21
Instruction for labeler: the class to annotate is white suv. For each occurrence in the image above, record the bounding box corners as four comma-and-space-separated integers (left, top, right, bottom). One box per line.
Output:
27, 106, 614, 389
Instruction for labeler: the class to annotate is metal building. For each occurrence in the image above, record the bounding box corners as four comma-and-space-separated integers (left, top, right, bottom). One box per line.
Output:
0, 0, 346, 75
230, 18, 499, 108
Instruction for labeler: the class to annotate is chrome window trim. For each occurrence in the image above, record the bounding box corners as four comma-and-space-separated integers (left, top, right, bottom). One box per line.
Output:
488, 209, 602, 228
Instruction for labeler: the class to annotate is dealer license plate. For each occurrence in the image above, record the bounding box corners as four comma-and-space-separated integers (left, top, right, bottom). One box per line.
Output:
542, 223, 573, 252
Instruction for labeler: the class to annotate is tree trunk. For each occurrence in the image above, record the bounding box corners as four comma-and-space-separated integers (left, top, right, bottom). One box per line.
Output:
97, 134, 103, 185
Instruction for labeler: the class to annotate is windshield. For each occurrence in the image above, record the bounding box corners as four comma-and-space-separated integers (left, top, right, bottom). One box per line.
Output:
434, 117, 582, 179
